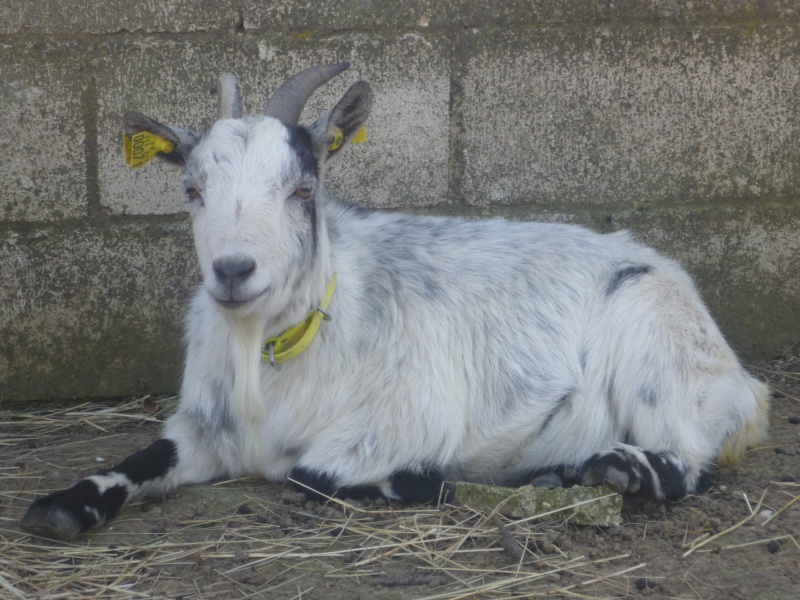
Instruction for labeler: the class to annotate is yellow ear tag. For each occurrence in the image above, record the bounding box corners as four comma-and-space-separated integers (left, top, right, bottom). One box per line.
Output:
328, 127, 344, 152
124, 131, 175, 169
327, 126, 367, 152
351, 127, 367, 144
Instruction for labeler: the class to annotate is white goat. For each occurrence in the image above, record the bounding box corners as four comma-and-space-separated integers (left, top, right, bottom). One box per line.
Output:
21, 64, 769, 541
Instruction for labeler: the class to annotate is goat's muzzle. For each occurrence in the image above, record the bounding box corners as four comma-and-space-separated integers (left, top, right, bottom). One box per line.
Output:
213, 253, 256, 286
209, 253, 266, 308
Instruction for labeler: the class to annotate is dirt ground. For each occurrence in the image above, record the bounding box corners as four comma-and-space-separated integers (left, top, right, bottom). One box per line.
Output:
1, 358, 798, 599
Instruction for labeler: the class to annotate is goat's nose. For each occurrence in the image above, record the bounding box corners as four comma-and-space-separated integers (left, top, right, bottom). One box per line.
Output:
213, 254, 256, 285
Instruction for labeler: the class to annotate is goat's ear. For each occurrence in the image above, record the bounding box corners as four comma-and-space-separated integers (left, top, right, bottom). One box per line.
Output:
308, 81, 372, 163
123, 111, 199, 167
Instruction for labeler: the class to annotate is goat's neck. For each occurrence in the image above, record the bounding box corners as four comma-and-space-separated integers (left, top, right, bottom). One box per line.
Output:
264, 205, 333, 339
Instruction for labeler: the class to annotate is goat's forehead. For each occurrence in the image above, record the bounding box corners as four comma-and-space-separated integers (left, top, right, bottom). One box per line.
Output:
186, 117, 309, 183
213, 116, 289, 142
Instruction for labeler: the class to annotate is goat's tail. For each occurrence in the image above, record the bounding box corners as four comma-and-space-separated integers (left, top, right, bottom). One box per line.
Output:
717, 376, 771, 466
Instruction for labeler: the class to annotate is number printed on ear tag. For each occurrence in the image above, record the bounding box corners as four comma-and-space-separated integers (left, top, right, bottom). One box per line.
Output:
124, 131, 174, 169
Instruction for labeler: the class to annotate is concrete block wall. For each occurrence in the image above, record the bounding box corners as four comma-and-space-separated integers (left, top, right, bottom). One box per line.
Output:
1, 1, 798, 402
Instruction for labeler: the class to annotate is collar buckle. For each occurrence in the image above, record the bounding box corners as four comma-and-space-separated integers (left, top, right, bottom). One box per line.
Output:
265, 341, 280, 370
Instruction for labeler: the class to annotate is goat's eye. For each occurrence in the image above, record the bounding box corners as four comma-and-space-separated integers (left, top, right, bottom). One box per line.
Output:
294, 186, 313, 200
185, 188, 202, 203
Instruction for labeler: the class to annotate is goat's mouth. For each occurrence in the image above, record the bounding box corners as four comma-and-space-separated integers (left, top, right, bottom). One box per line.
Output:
209, 287, 270, 310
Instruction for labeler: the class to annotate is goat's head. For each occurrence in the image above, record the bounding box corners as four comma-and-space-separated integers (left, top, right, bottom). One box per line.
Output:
124, 64, 372, 316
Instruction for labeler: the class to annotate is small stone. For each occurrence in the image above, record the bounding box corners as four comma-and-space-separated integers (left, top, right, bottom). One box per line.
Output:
781, 475, 796, 483
541, 542, 557, 554
757, 509, 774, 523
320, 506, 343, 519
499, 505, 524, 519
767, 540, 781, 554
635, 577, 653, 590
453, 482, 622, 526
774, 447, 791, 455
788, 416, 800, 425
281, 490, 305, 504
236, 504, 253, 515
142, 397, 159, 414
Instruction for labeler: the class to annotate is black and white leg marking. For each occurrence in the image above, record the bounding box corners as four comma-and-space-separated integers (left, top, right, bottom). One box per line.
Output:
289, 467, 385, 501
579, 443, 687, 501
388, 466, 450, 503
289, 465, 449, 504
20, 439, 177, 540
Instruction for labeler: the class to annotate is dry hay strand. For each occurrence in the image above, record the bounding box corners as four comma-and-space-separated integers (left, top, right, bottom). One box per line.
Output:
681, 486, 800, 558
1, 498, 643, 599
2, 397, 641, 598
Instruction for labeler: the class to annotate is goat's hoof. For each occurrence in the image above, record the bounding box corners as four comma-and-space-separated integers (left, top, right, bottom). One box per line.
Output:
20, 491, 93, 541
580, 448, 644, 495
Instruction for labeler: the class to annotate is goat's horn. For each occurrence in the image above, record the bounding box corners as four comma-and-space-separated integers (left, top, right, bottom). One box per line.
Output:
265, 63, 350, 125
212, 73, 242, 120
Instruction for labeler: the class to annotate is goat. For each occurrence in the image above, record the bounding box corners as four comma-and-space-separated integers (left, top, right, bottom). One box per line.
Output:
21, 63, 769, 541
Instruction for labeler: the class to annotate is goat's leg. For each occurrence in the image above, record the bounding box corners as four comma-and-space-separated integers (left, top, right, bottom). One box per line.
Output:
578, 443, 703, 501
520, 451, 705, 501
289, 464, 450, 503
20, 433, 221, 541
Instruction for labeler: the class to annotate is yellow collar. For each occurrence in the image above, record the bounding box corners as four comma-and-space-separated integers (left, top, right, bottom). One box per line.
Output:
261, 274, 337, 367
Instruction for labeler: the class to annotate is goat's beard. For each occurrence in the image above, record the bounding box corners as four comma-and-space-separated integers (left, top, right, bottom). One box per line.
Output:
226, 312, 269, 425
